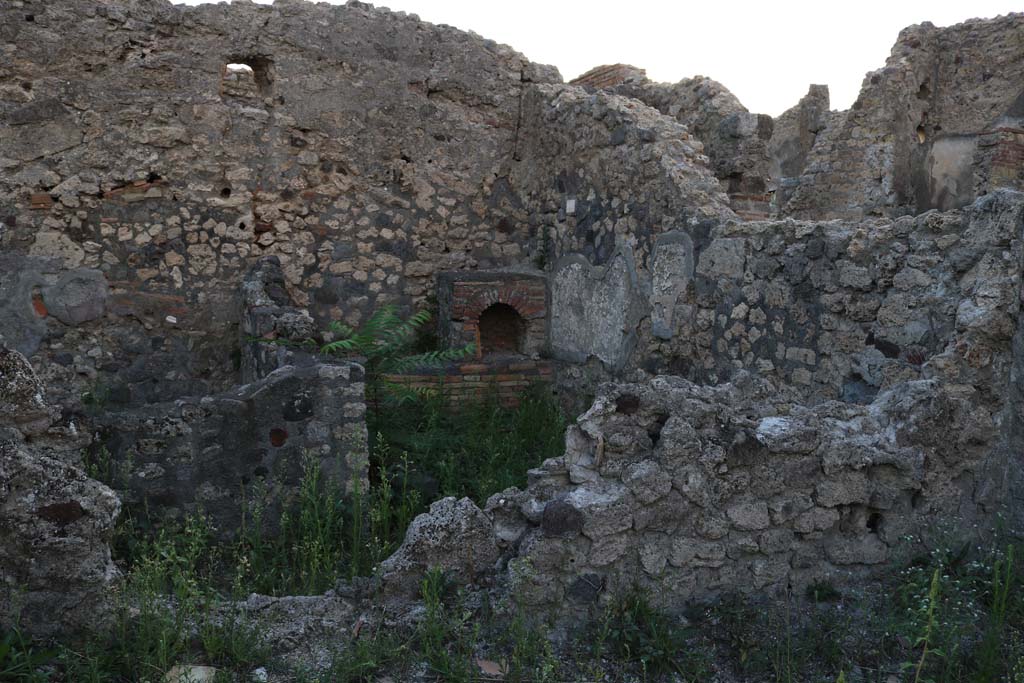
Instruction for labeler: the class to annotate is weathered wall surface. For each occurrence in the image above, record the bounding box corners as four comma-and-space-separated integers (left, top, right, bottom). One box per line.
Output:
486, 371, 1004, 617
649, 191, 1023, 400
768, 84, 834, 213
550, 190, 1023, 407
0, 0, 738, 419
571, 14, 1024, 223
2, 0, 1023, 636
513, 83, 733, 268
0, 0, 561, 408
783, 13, 1024, 219
88, 257, 370, 533
573, 68, 774, 219
0, 346, 121, 638
93, 360, 368, 534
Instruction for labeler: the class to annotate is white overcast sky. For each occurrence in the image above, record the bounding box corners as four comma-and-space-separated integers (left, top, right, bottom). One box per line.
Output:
173, 0, 1021, 116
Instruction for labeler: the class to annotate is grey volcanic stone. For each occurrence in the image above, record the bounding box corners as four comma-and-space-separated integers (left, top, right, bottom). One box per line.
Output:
0, 440, 121, 638
0, 344, 120, 639
380, 497, 499, 597
42, 269, 109, 325
541, 499, 584, 537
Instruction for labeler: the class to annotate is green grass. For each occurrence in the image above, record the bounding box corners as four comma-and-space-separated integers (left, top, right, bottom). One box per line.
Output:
371, 383, 567, 506
704, 534, 1024, 683
56, 513, 269, 683
16, 383, 564, 682
0, 627, 53, 682
589, 586, 711, 682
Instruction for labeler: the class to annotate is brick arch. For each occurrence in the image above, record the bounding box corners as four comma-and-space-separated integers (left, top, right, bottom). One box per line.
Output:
463, 290, 534, 358
439, 272, 547, 359
461, 288, 532, 324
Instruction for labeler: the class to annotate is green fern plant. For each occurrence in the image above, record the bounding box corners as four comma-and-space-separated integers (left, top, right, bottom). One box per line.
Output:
319, 306, 474, 408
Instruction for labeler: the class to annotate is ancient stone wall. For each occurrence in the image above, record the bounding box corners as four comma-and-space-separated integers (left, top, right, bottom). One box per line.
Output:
3, 0, 1024, 635
0, 0, 560, 408
784, 14, 1024, 219
93, 360, 368, 535
484, 370, 1005, 618
0, 346, 121, 638
577, 69, 774, 219
550, 191, 1023, 407
768, 84, 834, 213
514, 83, 733, 267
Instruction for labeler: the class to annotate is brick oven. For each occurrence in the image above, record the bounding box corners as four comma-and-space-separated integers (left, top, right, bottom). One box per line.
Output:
436, 271, 547, 359
387, 271, 551, 406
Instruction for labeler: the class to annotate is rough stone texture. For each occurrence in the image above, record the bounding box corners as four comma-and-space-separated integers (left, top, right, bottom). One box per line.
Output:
0, 0, 735, 418
3, 0, 1024, 639
573, 14, 1024, 223
379, 496, 500, 597
514, 82, 734, 266
576, 69, 774, 218
240, 256, 320, 383
783, 14, 1024, 218
0, 346, 121, 639
0, 345, 53, 435
767, 84, 834, 212
550, 252, 643, 369
94, 360, 368, 535
227, 593, 359, 672
0, 0, 562, 407
492, 372, 1003, 617
555, 190, 1023, 409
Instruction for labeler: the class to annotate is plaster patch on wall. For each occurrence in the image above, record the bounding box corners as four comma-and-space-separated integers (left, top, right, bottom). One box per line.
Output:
550, 252, 642, 368
650, 231, 695, 340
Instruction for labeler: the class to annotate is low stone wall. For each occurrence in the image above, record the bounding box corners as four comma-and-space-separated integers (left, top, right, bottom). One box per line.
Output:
94, 361, 368, 536
385, 359, 552, 407
478, 371, 1004, 619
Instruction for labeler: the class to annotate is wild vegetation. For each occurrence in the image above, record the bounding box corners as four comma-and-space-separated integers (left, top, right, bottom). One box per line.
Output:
3, 482, 1024, 682
5, 310, 1024, 681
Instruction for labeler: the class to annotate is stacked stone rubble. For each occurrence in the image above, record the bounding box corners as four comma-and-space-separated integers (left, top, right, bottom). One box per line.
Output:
0, 346, 121, 638
480, 370, 1004, 618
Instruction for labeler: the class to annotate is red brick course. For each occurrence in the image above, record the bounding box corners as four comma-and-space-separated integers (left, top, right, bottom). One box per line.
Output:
384, 359, 553, 407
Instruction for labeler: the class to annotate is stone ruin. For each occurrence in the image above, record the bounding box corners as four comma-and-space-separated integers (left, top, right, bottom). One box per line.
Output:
1, 0, 1024, 649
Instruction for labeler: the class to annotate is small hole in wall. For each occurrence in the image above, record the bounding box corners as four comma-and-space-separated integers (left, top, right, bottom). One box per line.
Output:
220, 187, 232, 198
916, 125, 927, 144
25, 14, 35, 22
20, 81, 32, 91
147, 172, 162, 183
269, 427, 288, 447
648, 413, 669, 447
615, 394, 641, 415
224, 56, 274, 92
867, 512, 883, 535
